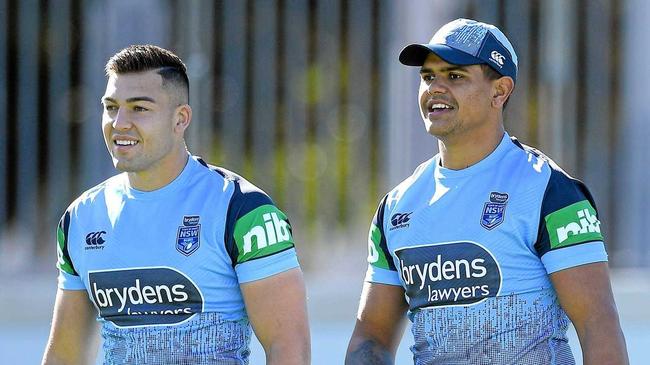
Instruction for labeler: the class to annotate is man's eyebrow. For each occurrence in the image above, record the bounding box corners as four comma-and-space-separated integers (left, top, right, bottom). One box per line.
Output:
419, 65, 470, 74
100, 96, 156, 103
126, 96, 156, 103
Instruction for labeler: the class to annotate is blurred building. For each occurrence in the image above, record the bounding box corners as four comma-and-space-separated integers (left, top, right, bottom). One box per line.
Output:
0, 0, 648, 273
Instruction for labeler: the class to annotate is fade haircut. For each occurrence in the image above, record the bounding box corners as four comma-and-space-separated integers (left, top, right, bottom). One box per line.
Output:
105, 44, 190, 103
480, 64, 511, 109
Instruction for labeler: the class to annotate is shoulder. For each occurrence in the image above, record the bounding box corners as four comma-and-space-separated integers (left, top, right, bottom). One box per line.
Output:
385, 157, 435, 210
192, 157, 274, 210
63, 174, 124, 218
512, 141, 604, 257
509, 138, 592, 203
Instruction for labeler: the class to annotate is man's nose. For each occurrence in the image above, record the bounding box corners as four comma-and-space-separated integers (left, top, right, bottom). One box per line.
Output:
427, 77, 447, 94
112, 109, 131, 130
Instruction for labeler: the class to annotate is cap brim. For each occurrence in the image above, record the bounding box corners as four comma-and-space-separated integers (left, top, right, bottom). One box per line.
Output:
399, 44, 485, 67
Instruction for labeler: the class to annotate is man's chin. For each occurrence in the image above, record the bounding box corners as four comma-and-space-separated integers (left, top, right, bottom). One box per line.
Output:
112, 159, 140, 173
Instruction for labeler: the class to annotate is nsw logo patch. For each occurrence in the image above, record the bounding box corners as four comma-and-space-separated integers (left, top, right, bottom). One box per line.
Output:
177, 215, 201, 256
480, 192, 509, 230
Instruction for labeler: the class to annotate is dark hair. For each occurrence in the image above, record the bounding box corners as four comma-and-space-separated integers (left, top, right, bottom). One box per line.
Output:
105, 45, 189, 102
480, 64, 511, 109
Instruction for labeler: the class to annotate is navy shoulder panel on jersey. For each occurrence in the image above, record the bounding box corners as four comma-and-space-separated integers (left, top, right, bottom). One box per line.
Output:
511, 142, 601, 257
196, 158, 277, 266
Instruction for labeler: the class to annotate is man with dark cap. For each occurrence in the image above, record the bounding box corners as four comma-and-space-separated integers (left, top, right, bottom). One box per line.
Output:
346, 18, 628, 365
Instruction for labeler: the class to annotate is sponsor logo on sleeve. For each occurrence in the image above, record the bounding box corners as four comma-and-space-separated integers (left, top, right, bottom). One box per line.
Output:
234, 205, 294, 264
395, 241, 501, 310
545, 200, 603, 249
480, 192, 509, 230
176, 215, 201, 256
367, 224, 390, 269
88, 267, 204, 327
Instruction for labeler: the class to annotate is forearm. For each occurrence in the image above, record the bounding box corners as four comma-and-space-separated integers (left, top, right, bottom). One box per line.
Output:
265, 340, 310, 365
41, 335, 97, 365
42, 325, 99, 365
41, 348, 70, 365
578, 318, 628, 364
345, 337, 394, 365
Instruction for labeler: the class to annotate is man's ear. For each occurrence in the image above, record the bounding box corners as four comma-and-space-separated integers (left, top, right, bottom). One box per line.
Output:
492, 76, 515, 108
174, 104, 192, 133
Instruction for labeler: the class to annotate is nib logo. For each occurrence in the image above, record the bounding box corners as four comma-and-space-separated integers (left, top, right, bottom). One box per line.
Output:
242, 212, 291, 254
85, 231, 107, 250
546, 200, 604, 249
556, 208, 600, 244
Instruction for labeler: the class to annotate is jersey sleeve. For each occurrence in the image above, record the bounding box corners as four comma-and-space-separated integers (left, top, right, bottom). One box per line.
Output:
56, 210, 85, 290
364, 195, 401, 286
535, 168, 608, 273
224, 178, 299, 283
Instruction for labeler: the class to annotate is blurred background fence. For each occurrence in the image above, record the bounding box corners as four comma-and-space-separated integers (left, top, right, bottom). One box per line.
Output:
2, 0, 649, 271
1, 0, 650, 363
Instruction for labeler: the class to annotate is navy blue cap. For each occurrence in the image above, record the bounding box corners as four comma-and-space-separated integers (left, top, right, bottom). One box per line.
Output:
399, 18, 518, 82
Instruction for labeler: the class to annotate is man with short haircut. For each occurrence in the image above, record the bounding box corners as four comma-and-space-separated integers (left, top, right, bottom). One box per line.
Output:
346, 19, 628, 364
42, 45, 310, 365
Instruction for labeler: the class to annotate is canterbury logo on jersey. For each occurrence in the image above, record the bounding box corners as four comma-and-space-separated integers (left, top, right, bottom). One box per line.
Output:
546, 200, 603, 249
390, 212, 412, 230
85, 231, 107, 250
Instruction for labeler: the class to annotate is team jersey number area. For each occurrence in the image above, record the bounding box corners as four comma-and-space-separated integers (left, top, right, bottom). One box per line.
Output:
88, 267, 204, 327
395, 241, 502, 310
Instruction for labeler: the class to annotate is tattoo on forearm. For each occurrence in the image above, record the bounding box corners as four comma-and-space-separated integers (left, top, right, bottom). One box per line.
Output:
346, 339, 393, 365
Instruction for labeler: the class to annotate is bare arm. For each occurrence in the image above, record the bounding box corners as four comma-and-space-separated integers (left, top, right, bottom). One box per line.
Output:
550, 261, 628, 364
240, 267, 310, 365
41, 289, 99, 365
345, 282, 408, 365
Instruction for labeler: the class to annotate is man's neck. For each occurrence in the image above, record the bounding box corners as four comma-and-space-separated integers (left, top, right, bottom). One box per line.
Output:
127, 149, 189, 191
438, 125, 505, 170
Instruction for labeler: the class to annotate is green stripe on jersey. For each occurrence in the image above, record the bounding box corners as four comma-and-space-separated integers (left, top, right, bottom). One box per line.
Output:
367, 224, 390, 269
56, 225, 75, 275
545, 200, 603, 249
233, 205, 294, 264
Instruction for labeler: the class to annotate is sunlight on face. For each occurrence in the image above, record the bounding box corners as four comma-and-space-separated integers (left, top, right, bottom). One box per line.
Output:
101, 70, 179, 174
417, 53, 494, 140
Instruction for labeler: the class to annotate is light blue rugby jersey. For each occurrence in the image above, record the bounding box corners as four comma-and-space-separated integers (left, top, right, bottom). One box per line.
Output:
56, 155, 299, 364
366, 133, 607, 365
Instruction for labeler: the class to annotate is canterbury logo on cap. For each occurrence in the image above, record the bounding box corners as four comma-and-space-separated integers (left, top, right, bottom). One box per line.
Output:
490, 51, 505, 66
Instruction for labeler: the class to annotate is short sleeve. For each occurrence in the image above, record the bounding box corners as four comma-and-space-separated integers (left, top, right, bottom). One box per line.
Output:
223, 176, 299, 283
535, 168, 608, 273
364, 195, 401, 286
56, 210, 85, 290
